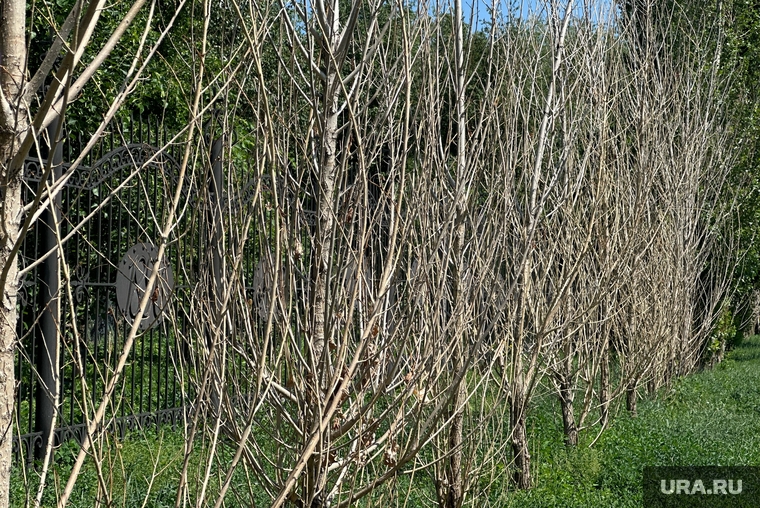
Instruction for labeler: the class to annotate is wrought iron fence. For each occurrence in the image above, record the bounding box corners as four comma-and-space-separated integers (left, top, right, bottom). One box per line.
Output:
12, 114, 352, 466
13, 117, 193, 465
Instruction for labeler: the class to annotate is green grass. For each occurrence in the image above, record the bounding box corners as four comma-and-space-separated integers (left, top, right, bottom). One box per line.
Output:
505, 336, 760, 507
12, 429, 185, 508
12, 337, 760, 507
11, 416, 287, 507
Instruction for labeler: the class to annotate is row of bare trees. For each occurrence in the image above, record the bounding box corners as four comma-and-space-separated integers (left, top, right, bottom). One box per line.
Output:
1, 0, 744, 506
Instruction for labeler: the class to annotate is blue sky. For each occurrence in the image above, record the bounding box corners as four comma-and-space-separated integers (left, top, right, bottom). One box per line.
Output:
459, 0, 615, 31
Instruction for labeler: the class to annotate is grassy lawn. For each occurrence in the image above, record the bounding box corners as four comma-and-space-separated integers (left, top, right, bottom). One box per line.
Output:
12, 337, 760, 507
12, 429, 188, 507
505, 336, 760, 507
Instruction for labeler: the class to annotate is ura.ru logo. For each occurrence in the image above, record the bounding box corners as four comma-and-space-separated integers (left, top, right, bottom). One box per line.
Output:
660, 479, 742, 495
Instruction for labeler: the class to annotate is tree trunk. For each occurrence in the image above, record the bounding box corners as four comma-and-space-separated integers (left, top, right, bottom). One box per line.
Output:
304, 100, 338, 508
559, 378, 578, 447
1, 0, 29, 501
626, 382, 637, 417
511, 415, 531, 489
510, 391, 531, 490
0, 179, 20, 506
444, 374, 465, 508
442, 0, 467, 505
304, 5, 341, 505
311, 86, 338, 382
716, 339, 726, 365
599, 347, 610, 427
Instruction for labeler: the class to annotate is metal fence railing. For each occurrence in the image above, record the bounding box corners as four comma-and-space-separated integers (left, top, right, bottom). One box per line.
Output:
13, 117, 191, 465
12, 115, 333, 465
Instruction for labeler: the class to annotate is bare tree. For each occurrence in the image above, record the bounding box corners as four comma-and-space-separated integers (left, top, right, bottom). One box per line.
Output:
3, 0, 744, 505
0, 0, 194, 502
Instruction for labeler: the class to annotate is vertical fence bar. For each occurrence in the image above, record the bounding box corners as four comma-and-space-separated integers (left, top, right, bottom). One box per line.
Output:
34, 117, 63, 461
208, 128, 224, 411
211, 134, 224, 304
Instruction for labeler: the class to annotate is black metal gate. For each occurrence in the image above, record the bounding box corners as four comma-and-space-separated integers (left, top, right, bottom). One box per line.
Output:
14, 117, 191, 464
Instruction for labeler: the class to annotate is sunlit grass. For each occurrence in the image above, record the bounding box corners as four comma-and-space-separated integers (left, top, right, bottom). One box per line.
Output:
12, 337, 760, 507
